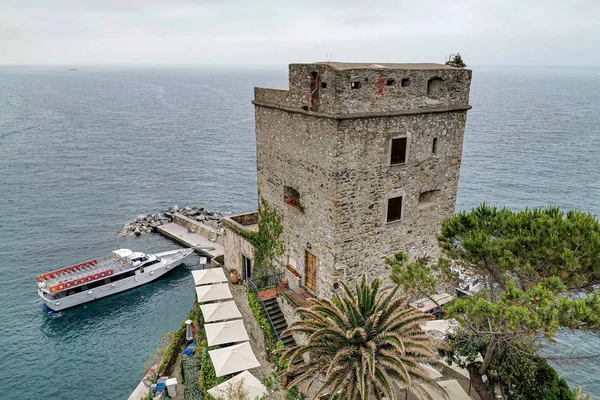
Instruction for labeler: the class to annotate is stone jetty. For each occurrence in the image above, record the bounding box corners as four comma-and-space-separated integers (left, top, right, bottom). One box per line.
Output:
122, 205, 224, 236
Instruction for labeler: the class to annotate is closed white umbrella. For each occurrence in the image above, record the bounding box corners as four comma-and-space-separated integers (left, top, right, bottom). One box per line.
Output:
200, 300, 243, 322
191, 268, 228, 286
207, 370, 268, 400
205, 320, 250, 346
195, 283, 233, 303
208, 342, 261, 377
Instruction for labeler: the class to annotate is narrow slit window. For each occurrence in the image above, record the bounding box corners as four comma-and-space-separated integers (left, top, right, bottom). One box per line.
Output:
390, 137, 407, 165
432, 137, 438, 154
387, 196, 403, 222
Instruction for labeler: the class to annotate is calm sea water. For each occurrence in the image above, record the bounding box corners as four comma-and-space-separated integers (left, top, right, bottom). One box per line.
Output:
0, 65, 599, 398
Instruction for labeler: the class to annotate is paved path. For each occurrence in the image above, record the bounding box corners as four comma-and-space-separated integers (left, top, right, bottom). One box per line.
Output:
157, 223, 224, 258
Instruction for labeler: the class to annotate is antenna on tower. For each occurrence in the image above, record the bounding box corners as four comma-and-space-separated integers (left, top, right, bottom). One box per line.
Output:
326, 53, 333, 62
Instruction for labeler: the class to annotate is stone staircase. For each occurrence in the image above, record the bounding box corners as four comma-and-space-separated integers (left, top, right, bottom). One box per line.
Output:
262, 296, 296, 348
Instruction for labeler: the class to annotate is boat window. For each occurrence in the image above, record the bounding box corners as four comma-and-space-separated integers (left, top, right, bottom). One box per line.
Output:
143, 259, 160, 267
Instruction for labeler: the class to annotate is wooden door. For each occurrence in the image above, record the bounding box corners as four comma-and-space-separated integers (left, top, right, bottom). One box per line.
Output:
305, 251, 317, 292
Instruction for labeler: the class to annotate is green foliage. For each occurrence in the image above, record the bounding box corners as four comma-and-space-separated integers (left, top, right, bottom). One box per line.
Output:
247, 290, 275, 356
284, 385, 307, 400
199, 339, 226, 394
507, 357, 575, 400
448, 53, 467, 68
278, 274, 441, 400
240, 197, 285, 277
146, 331, 176, 374
387, 251, 457, 305
410, 204, 600, 400
272, 340, 288, 371
181, 353, 203, 400
438, 204, 600, 292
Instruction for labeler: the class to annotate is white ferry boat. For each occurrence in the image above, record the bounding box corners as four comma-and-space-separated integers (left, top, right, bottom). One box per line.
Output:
37, 248, 194, 312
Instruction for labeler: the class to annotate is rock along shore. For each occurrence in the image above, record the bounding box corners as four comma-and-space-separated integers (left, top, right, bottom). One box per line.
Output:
121, 205, 224, 237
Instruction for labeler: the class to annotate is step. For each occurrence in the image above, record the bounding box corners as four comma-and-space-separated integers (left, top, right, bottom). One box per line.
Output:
263, 298, 278, 306
269, 314, 286, 324
274, 321, 288, 332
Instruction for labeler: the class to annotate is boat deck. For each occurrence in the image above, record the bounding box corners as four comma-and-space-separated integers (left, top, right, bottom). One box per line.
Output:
41, 257, 131, 287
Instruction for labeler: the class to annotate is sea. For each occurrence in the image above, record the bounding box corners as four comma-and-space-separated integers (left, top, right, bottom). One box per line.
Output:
0, 65, 598, 399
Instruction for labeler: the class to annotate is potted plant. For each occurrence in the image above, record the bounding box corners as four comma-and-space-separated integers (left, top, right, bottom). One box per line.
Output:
279, 277, 288, 289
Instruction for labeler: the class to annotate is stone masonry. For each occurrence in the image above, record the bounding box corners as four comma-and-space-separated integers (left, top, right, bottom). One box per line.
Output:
253, 62, 472, 297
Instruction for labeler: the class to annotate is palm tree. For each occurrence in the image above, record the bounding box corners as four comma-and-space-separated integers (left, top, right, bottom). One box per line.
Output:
278, 275, 446, 400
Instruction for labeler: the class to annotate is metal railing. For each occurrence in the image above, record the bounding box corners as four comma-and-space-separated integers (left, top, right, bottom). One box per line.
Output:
249, 271, 285, 292
247, 277, 281, 342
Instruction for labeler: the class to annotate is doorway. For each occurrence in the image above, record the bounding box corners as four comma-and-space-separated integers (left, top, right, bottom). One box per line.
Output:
243, 256, 252, 280
305, 251, 317, 292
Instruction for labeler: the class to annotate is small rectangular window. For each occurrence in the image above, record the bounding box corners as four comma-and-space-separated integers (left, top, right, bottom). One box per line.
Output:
386, 78, 395, 86
387, 196, 403, 222
432, 137, 438, 154
401, 78, 410, 87
351, 81, 361, 89
321, 82, 327, 89
390, 137, 407, 165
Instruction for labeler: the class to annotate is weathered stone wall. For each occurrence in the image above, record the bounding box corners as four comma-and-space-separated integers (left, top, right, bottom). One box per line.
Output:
332, 111, 467, 284
172, 213, 225, 246
254, 62, 471, 296
276, 295, 308, 348
255, 106, 340, 298
222, 216, 255, 277
254, 63, 471, 117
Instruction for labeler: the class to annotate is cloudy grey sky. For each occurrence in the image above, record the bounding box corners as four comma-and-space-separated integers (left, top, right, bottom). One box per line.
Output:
1, 0, 598, 65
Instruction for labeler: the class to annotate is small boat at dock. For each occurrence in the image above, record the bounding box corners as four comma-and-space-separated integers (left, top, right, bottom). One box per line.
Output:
37, 248, 194, 311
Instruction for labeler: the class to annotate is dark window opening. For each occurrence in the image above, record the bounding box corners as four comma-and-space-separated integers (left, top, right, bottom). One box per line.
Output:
351, 81, 361, 89
401, 78, 410, 87
427, 77, 445, 98
386, 78, 395, 86
321, 82, 327, 89
432, 137, 438, 154
387, 196, 403, 222
143, 259, 161, 268
390, 137, 407, 165
419, 190, 440, 204
243, 256, 252, 279
284, 186, 301, 210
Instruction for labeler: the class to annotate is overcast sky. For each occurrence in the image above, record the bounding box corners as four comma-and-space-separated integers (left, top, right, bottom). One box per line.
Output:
1, 0, 598, 65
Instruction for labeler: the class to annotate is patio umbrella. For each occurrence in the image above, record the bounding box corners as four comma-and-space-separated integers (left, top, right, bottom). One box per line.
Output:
191, 268, 228, 286
423, 379, 471, 400
195, 283, 233, 303
205, 320, 250, 346
200, 300, 242, 322
422, 363, 443, 380
208, 342, 261, 377
420, 319, 457, 335
207, 370, 268, 400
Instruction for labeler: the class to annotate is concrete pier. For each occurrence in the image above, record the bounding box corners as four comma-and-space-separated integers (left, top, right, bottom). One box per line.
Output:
157, 223, 224, 259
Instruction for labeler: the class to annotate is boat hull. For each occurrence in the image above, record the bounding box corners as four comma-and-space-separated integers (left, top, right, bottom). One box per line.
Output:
39, 248, 193, 312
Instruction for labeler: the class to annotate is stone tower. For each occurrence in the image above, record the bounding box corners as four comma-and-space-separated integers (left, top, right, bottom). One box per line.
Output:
253, 62, 472, 297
